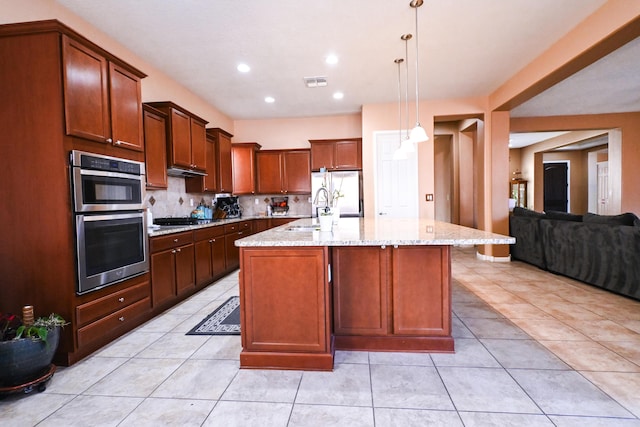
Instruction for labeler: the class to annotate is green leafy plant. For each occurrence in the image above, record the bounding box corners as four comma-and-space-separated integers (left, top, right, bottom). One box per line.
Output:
14, 313, 67, 345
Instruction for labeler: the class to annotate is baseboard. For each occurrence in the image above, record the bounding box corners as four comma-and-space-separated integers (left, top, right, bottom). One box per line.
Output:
476, 251, 512, 263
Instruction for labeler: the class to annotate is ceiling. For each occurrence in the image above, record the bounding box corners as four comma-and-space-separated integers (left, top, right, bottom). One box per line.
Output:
55, 0, 638, 126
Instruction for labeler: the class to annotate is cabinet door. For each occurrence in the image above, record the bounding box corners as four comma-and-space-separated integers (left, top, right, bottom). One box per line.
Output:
62, 35, 110, 143
240, 247, 329, 353
211, 237, 226, 279
109, 62, 143, 151
169, 108, 192, 168
334, 139, 361, 170
310, 142, 334, 171
333, 247, 389, 335
190, 118, 207, 170
175, 244, 195, 295
203, 133, 218, 191
224, 233, 241, 271
194, 239, 213, 286
283, 150, 311, 193
256, 151, 283, 194
217, 132, 233, 192
232, 145, 257, 195
143, 107, 168, 189
151, 250, 176, 307
392, 246, 451, 336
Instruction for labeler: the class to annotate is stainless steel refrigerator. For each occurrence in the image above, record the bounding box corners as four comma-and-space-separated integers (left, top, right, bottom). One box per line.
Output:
311, 171, 363, 217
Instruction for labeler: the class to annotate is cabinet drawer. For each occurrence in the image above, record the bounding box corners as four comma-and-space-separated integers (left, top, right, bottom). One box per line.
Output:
150, 231, 193, 252
77, 297, 151, 348
193, 225, 225, 241
225, 220, 252, 234
76, 281, 150, 327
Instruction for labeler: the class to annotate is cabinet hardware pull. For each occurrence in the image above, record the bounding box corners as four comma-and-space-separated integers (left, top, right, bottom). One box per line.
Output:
381, 245, 386, 249
209, 239, 213, 243
106, 138, 113, 143
238, 231, 243, 235
118, 297, 125, 302
393, 245, 399, 249
176, 248, 181, 252
118, 316, 125, 321
171, 249, 176, 254
173, 238, 178, 242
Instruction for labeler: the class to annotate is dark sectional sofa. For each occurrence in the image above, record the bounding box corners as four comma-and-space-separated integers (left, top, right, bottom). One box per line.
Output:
509, 207, 640, 300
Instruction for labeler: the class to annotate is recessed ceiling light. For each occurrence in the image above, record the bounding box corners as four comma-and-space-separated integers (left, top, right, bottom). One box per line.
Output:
237, 63, 250, 73
264, 96, 275, 103
325, 54, 338, 65
333, 92, 344, 100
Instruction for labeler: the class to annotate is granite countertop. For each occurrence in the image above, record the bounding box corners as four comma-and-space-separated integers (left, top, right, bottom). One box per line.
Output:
235, 217, 516, 247
148, 215, 310, 238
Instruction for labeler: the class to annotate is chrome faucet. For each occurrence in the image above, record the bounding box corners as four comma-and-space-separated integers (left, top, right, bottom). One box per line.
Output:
313, 186, 331, 214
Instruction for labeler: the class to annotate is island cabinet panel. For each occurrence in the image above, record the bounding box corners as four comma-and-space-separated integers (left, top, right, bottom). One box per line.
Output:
392, 246, 451, 336
239, 247, 333, 370
333, 247, 390, 335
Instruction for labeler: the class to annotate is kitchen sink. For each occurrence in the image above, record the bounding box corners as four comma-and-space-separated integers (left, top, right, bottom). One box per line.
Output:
285, 225, 320, 232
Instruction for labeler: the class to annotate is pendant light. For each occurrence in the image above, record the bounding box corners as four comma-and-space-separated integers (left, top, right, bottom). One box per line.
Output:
409, 0, 428, 144
393, 58, 407, 160
400, 33, 415, 153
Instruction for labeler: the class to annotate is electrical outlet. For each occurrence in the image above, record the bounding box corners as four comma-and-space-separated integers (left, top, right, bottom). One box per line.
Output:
190, 198, 194, 207
255, 198, 259, 205
426, 194, 434, 202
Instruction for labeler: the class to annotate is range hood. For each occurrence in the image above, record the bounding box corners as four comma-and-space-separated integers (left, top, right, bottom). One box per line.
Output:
166, 166, 207, 177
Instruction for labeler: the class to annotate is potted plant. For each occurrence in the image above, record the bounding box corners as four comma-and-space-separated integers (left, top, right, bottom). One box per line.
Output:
0, 311, 66, 388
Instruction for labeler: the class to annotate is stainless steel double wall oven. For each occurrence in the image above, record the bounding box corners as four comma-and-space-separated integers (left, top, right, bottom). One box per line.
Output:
70, 150, 149, 294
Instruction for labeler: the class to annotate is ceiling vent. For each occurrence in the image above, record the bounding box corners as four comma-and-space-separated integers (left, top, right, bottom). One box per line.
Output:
304, 76, 328, 88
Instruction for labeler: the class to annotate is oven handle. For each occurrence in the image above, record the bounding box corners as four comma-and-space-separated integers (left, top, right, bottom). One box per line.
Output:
80, 211, 145, 222
77, 168, 144, 181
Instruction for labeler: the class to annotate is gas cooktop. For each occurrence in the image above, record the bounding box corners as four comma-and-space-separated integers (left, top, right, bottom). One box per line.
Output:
153, 217, 216, 226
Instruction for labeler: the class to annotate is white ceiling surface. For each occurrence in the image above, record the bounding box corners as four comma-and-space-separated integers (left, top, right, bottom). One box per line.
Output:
55, 0, 616, 121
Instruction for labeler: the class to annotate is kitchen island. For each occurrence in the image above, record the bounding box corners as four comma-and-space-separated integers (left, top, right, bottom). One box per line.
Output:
236, 217, 515, 371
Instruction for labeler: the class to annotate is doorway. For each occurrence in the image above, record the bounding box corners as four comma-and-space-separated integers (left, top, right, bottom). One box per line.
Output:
434, 135, 453, 222
544, 162, 569, 212
374, 131, 418, 218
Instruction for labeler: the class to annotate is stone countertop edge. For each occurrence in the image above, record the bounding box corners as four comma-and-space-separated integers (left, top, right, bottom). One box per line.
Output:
147, 215, 310, 237
235, 217, 516, 247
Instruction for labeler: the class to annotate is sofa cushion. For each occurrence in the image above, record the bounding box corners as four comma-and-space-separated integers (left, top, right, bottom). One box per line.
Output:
544, 210, 583, 222
509, 214, 546, 269
583, 212, 639, 226
513, 207, 545, 218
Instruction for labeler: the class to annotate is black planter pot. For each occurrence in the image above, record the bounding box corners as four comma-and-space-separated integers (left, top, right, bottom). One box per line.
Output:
0, 328, 59, 387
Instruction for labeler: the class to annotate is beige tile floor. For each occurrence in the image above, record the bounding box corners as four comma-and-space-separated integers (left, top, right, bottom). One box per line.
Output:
2, 246, 640, 426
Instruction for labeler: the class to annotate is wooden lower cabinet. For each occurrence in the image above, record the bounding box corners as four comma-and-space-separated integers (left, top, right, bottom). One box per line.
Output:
194, 226, 227, 286
239, 246, 333, 370
150, 232, 195, 308
332, 245, 453, 353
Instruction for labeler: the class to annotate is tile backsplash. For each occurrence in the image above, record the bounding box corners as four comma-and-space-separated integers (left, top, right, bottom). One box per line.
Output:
146, 177, 312, 218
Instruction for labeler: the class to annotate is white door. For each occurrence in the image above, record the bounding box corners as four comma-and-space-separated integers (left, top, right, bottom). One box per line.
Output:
597, 161, 609, 215
375, 131, 418, 217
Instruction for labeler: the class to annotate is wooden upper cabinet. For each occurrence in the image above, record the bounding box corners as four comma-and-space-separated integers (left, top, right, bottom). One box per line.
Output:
190, 118, 207, 170
143, 105, 168, 189
62, 35, 110, 144
256, 149, 311, 194
283, 150, 312, 193
309, 138, 362, 171
214, 128, 234, 193
256, 151, 283, 194
146, 102, 208, 172
232, 143, 261, 195
62, 35, 144, 151
185, 131, 218, 193
109, 63, 144, 151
